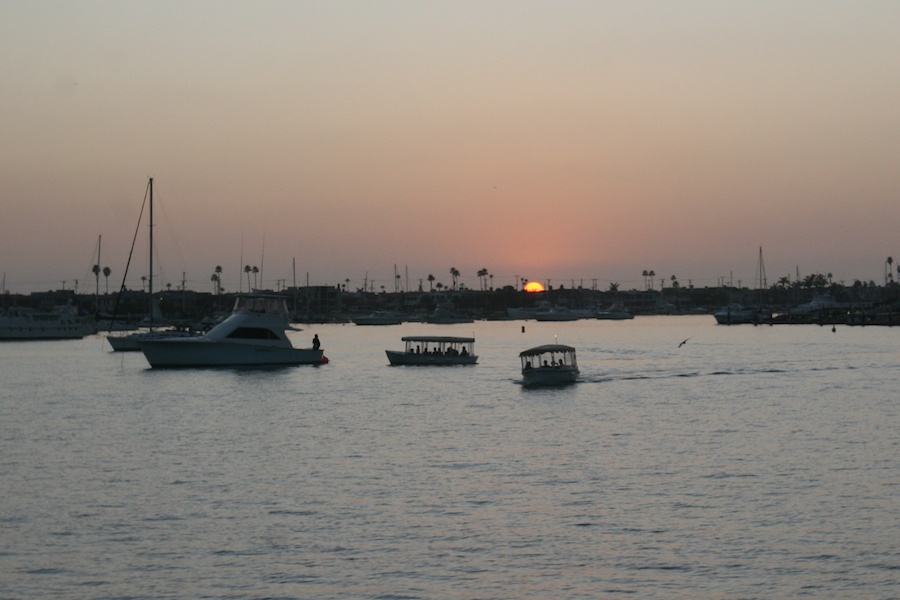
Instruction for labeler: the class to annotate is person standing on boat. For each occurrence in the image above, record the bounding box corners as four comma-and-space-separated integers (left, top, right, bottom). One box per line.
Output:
312, 334, 320, 350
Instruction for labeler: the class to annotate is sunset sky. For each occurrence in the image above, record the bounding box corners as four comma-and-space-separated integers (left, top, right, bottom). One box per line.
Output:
2, 1, 899, 295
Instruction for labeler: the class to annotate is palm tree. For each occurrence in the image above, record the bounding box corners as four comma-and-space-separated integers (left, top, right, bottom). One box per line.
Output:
244, 265, 251, 292
252, 266, 259, 290
477, 268, 488, 291
608, 282, 620, 292
641, 270, 648, 290
427, 274, 435, 292
103, 266, 111, 294
450, 267, 460, 290
648, 270, 656, 290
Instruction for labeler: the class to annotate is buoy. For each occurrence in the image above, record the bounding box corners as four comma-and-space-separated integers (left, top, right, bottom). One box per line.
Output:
320, 356, 329, 364
521, 325, 525, 333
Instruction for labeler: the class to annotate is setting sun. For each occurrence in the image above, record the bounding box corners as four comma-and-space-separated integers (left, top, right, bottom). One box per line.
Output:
523, 281, 545, 293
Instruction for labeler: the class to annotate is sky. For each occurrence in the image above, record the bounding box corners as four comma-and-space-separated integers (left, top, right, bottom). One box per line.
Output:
2, 1, 899, 295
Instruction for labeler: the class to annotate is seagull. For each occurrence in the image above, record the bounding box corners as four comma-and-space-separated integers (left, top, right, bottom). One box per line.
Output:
678, 337, 690, 348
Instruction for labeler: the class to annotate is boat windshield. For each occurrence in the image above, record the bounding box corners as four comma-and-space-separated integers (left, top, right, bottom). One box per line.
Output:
232, 296, 289, 318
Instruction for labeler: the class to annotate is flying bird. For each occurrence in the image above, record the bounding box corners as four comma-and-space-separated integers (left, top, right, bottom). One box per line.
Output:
678, 337, 690, 348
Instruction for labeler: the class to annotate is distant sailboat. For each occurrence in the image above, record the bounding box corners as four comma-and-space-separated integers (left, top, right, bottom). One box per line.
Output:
107, 178, 192, 350
713, 247, 773, 325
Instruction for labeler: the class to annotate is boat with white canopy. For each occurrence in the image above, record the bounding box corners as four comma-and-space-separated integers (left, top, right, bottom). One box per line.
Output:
519, 344, 579, 386
386, 336, 477, 366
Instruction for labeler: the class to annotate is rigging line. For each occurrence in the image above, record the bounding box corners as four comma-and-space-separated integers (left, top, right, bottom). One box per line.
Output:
150, 181, 188, 288
108, 181, 149, 331
81, 235, 102, 291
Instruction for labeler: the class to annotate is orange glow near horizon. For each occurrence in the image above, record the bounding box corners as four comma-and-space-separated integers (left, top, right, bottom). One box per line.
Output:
523, 281, 545, 293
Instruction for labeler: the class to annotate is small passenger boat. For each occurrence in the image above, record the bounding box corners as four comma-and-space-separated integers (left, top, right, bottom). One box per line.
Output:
386, 336, 477, 366
519, 344, 579, 385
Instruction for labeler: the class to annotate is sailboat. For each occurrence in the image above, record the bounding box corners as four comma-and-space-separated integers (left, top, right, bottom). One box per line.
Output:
107, 178, 193, 351
714, 247, 773, 325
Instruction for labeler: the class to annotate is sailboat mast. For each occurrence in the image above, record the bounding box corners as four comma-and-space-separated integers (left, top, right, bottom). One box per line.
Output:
758, 246, 767, 289
96, 235, 102, 312
148, 177, 154, 324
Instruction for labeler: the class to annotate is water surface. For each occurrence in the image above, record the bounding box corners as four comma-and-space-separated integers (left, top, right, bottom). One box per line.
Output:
2, 316, 898, 598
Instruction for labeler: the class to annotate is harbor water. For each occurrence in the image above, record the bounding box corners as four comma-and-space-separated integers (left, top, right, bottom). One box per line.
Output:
1, 316, 898, 599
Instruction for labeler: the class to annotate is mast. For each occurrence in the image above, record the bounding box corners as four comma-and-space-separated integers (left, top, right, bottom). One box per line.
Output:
757, 246, 767, 290
95, 235, 102, 312
148, 177, 154, 327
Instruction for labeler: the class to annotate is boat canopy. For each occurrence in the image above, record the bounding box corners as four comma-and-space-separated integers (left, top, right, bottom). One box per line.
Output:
401, 336, 474, 343
519, 344, 576, 357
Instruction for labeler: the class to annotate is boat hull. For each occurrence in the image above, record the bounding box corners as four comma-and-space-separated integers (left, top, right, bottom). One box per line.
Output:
534, 313, 579, 322
0, 324, 94, 340
352, 313, 402, 325
522, 366, 580, 386
139, 339, 324, 368
107, 329, 197, 352
386, 350, 477, 366
595, 311, 634, 320
713, 306, 772, 325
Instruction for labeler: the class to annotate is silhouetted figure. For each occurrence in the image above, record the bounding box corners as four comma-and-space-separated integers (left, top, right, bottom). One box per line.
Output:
312, 334, 320, 350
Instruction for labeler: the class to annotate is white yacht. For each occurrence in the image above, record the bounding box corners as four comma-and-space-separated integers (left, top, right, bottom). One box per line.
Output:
138, 295, 325, 368
594, 303, 634, 320
713, 304, 772, 325
0, 305, 95, 340
352, 311, 403, 326
425, 303, 474, 324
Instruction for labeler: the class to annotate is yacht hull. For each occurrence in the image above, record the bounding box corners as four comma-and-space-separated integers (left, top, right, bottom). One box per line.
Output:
139, 339, 324, 368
